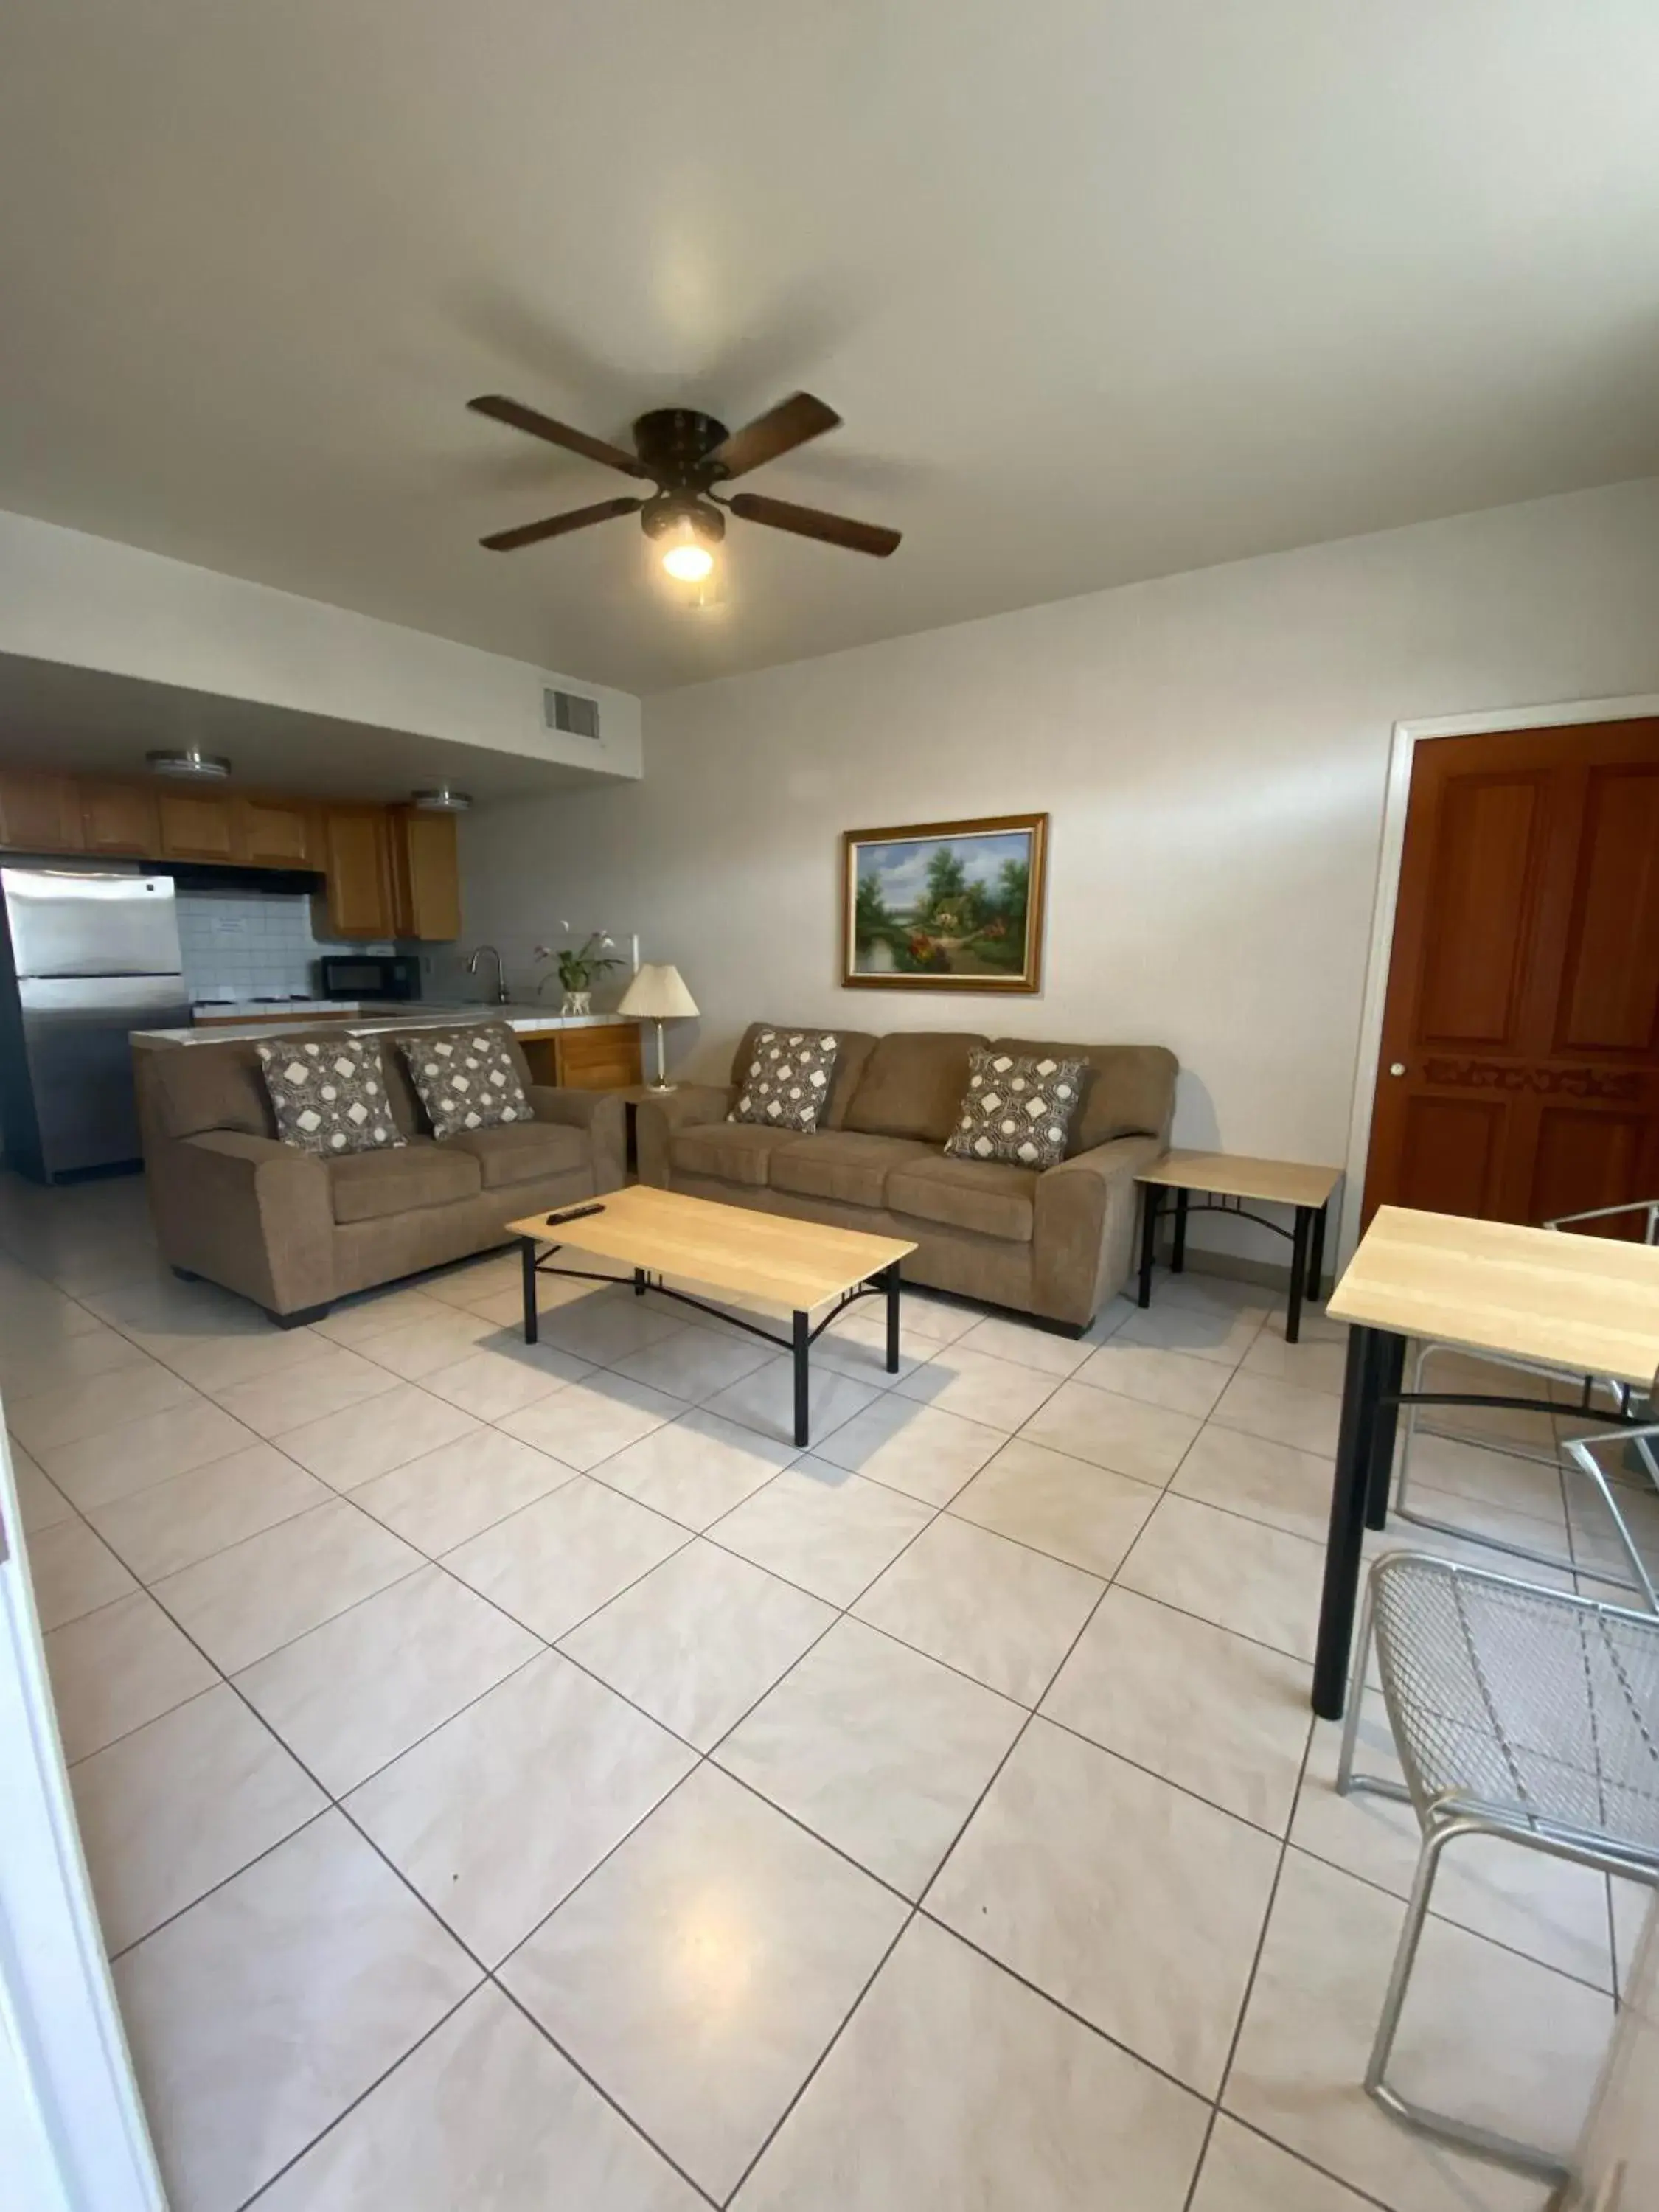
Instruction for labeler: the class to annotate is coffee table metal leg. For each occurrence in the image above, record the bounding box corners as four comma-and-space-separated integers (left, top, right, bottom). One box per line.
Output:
792, 1309, 810, 1447
1307, 1202, 1328, 1303
1287, 1207, 1310, 1344
1172, 1188, 1189, 1273
1313, 1323, 1388, 1719
520, 1236, 538, 1346
883, 1261, 902, 1374
1137, 1186, 1161, 1308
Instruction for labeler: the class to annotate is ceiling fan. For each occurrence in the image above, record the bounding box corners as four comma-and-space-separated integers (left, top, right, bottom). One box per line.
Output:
467, 391, 902, 580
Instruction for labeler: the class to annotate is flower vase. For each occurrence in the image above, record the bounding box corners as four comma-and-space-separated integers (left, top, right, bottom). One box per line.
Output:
560, 990, 592, 1018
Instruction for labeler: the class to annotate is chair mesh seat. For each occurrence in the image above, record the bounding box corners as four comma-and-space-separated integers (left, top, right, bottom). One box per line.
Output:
1372, 1556, 1659, 1854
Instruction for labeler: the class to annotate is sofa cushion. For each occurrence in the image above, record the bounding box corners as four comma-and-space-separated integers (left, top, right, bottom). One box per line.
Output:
396, 1025, 533, 1139
886, 1155, 1038, 1242
257, 1037, 405, 1156
328, 1139, 481, 1224
842, 1032, 988, 1143
147, 1039, 276, 1141
729, 1026, 842, 1132
771, 1131, 936, 1209
670, 1122, 801, 1186
444, 1119, 590, 1190
988, 1039, 1177, 1155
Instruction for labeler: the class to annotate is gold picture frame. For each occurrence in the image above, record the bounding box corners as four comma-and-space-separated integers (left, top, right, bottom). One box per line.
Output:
841, 813, 1048, 992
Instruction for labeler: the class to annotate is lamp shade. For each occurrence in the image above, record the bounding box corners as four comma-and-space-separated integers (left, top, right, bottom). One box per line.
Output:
618, 962, 699, 1019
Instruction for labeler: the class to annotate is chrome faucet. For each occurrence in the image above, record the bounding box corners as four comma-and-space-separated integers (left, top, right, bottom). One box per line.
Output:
466, 945, 509, 1004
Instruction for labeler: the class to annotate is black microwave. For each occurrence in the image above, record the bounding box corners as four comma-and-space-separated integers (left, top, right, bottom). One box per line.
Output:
319, 953, 422, 1001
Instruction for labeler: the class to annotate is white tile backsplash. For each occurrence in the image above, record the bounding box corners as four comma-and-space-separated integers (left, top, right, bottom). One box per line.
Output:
177, 889, 394, 1003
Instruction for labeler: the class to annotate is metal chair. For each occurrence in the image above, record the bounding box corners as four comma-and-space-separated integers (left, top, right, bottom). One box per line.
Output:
1338, 1551, 1659, 2181
1391, 1200, 1659, 1603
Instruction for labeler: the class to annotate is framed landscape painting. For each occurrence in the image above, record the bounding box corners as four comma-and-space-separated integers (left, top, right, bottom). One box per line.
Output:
841, 813, 1048, 991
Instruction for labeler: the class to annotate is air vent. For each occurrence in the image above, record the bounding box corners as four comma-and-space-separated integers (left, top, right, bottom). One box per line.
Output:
544, 687, 601, 741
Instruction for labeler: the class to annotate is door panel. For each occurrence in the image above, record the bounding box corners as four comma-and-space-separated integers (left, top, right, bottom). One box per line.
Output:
1394, 1096, 1507, 1217
1526, 1107, 1648, 1231
1364, 719, 1659, 1234
1416, 775, 1544, 1046
1556, 764, 1659, 1055
17, 975, 192, 1176
157, 790, 235, 863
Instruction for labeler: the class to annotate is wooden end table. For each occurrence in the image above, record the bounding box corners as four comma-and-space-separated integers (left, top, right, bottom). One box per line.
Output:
1135, 1150, 1343, 1346
507, 1186, 915, 1448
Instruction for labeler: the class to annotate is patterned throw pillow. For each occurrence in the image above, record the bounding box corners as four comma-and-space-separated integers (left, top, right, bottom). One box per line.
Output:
396, 1025, 532, 1140
728, 1026, 841, 1133
944, 1049, 1088, 1169
255, 1037, 405, 1156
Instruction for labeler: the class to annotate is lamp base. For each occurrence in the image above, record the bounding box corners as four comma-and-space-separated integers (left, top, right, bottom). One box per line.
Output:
645, 1080, 678, 1093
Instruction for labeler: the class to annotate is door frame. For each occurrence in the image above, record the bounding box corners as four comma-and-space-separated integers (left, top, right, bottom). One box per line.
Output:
1339, 690, 1659, 1266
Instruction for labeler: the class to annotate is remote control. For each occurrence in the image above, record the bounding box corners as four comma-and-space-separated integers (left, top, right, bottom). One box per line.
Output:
544, 1202, 605, 1225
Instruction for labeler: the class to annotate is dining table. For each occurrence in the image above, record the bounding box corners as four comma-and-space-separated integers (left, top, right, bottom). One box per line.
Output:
1312, 1204, 1659, 1718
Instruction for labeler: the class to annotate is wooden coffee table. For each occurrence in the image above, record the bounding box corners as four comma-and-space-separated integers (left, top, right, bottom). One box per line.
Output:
506, 1186, 916, 1447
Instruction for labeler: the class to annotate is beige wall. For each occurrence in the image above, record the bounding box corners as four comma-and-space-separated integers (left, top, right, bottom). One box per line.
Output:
461, 475, 1659, 1266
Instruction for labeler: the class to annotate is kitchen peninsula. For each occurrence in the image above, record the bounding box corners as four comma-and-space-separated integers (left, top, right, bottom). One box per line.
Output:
131, 1004, 643, 1091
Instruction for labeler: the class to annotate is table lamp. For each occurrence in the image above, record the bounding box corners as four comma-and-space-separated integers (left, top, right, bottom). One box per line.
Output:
618, 963, 699, 1091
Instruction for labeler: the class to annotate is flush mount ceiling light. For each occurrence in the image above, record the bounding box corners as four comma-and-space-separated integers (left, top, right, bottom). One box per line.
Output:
145, 749, 232, 780
411, 787, 473, 812
467, 394, 902, 574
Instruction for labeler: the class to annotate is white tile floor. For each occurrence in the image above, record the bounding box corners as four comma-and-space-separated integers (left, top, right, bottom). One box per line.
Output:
4, 1169, 1649, 2212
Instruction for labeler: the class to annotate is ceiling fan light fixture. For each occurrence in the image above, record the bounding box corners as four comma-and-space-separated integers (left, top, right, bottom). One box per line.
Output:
146, 748, 232, 781
411, 787, 472, 812
658, 512, 717, 582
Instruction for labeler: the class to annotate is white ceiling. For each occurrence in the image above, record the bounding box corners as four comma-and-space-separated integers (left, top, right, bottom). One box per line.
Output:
0, 655, 596, 804
2, 1, 1657, 697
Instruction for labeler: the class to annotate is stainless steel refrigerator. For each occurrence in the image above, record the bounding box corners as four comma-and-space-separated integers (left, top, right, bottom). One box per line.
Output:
0, 867, 192, 1181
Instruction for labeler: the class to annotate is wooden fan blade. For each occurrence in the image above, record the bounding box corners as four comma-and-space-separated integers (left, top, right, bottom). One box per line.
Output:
479, 497, 643, 552
707, 392, 841, 479
467, 394, 647, 479
728, 490, 900, 557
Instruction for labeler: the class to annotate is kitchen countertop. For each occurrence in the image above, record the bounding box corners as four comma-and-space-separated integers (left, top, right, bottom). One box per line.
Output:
132, 1003, 635, 1046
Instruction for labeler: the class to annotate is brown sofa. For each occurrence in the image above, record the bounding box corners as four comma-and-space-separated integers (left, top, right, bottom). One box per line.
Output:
637, 1026, 1177, 1332
135, 1026, 625, 1323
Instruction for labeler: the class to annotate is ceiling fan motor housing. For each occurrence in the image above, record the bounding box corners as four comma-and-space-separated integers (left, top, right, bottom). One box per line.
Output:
632, 408, 732, 491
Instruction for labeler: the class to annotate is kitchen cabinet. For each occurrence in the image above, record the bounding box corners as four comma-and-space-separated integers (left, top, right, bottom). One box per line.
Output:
518, 1021, 643, 1091
389, 807, 461, 942
319, 807, 395, 938
234, 796, 316, 869
157, 789, 237, 862
0, 769, 84, 854
80, 781, 160, 856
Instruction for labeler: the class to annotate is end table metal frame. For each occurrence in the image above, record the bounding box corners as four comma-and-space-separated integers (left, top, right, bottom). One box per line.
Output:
518, 1236, 903, 1448
1137, 1183, 1329, 1344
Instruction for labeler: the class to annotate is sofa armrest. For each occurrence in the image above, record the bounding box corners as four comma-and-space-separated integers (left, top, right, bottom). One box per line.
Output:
527, 1085, 626, 1193
150, 1131, 335, 1316
1032, 1133, 1165, 1328
636, 1083, 733, 1187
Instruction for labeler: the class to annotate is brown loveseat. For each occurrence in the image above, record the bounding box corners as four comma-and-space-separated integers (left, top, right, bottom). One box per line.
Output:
135, 1026, 625, 1323
638, 1026, 1177, 1332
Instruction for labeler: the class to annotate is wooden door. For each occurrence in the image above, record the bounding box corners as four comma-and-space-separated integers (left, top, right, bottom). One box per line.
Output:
388, 808, 462, 941
157, 790, 235, 862
320, 807, 394, 938
234, 796, 316, 869
0, 769, 84, 852
80, 781, 159, 857
1363, 720, 1659, 1234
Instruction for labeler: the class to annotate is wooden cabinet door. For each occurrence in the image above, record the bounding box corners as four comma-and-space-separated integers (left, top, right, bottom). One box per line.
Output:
554, 1023, 644, 1091
157, 790, 235, 862
320, 807, 394, 938
0, 769, 84, 852
234, 796, 316, 869
389, 808, 461, 941
80, 781, 160, 857
1363, 719, 1659, 1233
